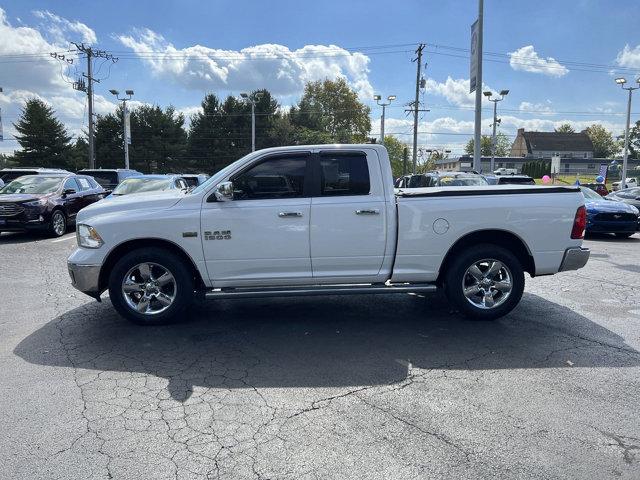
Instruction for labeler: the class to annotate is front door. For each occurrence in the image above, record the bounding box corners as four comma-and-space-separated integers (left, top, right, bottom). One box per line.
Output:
61, 177, 82, 221
201, 153, 313, 286
310, 151, 388, 280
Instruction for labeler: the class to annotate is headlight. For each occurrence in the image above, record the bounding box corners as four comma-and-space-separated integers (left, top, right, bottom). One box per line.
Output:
24, 198, 48, 207
77, 224, 104, 249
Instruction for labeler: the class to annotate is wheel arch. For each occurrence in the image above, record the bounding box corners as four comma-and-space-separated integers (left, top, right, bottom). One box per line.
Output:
436, 229, 535, 286
98, 238, 206, 292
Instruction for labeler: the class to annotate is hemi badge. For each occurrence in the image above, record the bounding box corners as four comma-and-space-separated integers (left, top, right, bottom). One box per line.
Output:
182, 232, 198, 238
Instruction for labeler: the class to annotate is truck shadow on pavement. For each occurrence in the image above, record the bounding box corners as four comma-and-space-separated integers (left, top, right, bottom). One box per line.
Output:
14, 292, 640, 402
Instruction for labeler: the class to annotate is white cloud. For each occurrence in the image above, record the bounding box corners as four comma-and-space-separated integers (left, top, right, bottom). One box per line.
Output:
423, 77, 495, 107
508, 45, 568, 77
0, 9, 109, 153
615, 44, 640, 69
32, 9, 96, 44
518, 101, 554, 115
116, 28, 373, 99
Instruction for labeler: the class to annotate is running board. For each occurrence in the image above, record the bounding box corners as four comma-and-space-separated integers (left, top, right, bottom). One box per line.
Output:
204, 283, 437, 300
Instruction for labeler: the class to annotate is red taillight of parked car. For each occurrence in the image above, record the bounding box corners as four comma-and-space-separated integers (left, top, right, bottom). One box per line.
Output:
571, 206, 587, 239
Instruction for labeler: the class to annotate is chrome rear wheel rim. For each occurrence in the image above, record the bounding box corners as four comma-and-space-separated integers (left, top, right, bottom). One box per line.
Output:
52, 212, 65, 236
121, 262, 176, 315
462, 258, 513, 310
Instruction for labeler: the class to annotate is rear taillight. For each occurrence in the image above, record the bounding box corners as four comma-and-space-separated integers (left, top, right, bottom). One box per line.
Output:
571, 205, 586, 239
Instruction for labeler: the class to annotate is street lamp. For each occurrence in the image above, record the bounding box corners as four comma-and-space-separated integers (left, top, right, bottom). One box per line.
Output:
483, 89, 509, 173
109, 89, 134, 169
615, 77, 640, 189
241, 92, 263, 152
374, 94, 396, 145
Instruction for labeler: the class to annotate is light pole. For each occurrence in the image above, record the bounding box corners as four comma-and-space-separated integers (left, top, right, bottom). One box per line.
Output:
483, 89, 509, 174
109, 89, 134, 169
374, 94, 396, 145
615, 77, 640, 189
241, 92, 263, 152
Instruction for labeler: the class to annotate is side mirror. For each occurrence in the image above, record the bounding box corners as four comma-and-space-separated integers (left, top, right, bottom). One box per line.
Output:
213, 181, 234, 201
62, 188, 76, 197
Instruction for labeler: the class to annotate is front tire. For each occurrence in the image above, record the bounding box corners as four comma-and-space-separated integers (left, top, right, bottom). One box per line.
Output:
108, 248, 194, 325
444, 244, 525, 321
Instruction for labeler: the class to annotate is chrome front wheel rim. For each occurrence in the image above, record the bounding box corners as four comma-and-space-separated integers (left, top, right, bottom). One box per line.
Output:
462, 259, 513, 310
52, 212, 65, 236
121, 262, 177, 315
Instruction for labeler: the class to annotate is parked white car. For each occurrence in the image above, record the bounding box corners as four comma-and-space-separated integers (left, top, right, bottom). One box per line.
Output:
494, 167, 518, 175
612, 177, 638, 191
68, 144, 589, 325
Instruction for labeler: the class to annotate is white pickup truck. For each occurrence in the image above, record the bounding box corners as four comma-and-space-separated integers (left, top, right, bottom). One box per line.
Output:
68, 144, 589, 325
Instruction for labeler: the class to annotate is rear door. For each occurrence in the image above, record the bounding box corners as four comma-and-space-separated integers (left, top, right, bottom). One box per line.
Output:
75, 176, 98, 209
309, 151, 388, 280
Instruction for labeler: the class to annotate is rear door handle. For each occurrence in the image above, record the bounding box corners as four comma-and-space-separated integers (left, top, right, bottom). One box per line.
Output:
278, 212, 303, 217
356, 209, 380, 215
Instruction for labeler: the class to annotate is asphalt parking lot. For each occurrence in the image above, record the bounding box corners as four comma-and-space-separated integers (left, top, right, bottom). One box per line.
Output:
1, 231, 639, 479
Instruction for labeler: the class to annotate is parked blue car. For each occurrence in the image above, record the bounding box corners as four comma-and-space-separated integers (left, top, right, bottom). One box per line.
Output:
105, 174, 189, 198
581, 186, 639, 238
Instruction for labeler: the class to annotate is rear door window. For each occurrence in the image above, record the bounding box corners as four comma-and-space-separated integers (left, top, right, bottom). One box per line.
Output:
318, 154, 370, 196
76, 177, 92, 191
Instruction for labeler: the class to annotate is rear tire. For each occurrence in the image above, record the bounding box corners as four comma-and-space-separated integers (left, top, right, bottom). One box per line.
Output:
49, 210, 66, 237
108, 247, 194, 325
444, 244, 524, 321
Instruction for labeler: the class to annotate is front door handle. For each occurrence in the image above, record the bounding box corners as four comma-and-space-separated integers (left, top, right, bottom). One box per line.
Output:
278, 212, 303, 217
355, 209, 380, 215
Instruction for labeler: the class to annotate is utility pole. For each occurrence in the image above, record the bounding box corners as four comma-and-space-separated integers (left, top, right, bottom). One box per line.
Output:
472, 0, 484, 173
411, 44, 425, 173
71, 43, 118, 169
615, 77, 639, 189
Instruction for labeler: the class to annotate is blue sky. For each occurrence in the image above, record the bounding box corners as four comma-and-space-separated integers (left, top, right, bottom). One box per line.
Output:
0, 0, 639, 155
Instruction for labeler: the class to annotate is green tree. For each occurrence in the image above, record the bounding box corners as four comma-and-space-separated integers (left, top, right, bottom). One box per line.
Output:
555, 123, 575, 133
67, 137, 89, 171
622, 120, 640, 159
94, 110, 124, 169
186, 93, 230, 172
13, 98, 71, 168
584, 124, 620, 158
290, 78, 371, 143
383, 136, 407, 177
464, 133, 510, 156
129, 105, 187, 173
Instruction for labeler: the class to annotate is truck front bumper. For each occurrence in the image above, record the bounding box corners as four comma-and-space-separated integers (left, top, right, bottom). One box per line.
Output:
68, 262, 103, 300
559, 247, 590, 272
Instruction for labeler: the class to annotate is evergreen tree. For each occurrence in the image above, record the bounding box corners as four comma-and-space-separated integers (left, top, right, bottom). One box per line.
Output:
290, 78, 371, 143
13, 98, 71, 168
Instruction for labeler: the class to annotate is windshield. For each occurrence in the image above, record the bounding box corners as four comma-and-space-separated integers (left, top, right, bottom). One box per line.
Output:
580, 186, 603, 200
616, 187, 640, 198
0, 176, 63, 195
81, 171, 119, 187
112, 177, 173, 195
438, 175, 488, 187
0, 171, 38, 183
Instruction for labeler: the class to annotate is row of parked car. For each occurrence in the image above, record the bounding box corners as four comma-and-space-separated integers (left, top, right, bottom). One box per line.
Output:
0, 167, 209, 237
395, 171, 640, 238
